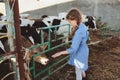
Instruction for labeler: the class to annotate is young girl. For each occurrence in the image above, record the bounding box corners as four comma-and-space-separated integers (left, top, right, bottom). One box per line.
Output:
52, 8, 89, 80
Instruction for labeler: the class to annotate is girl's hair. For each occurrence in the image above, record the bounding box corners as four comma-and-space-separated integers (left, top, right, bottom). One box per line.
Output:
66, 8, 82, 37
66, 8, 82, 25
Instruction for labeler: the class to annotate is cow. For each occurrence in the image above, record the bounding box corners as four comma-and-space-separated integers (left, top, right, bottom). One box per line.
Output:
31, 15, 62, 43
39, 13, 71, 43
58, 12, 67, 21
82, 15, 97, 30
34, 14, 70, 43
19, 17, 61, 44
20, 13, 30, 19
20, 15, 61, 35
0, 40, 5, 54
2, 36, 49, 80
58, 12, 97, 30
0, 18, 41, 45
56, 12, 97, 42
0, 47, 5, 54
0, 16, 49, 79
56, 18, 71, 42
0, 14, 49, 65
0, 16, 49, 65
32, 15, 61, 31
2, 35, 49, 65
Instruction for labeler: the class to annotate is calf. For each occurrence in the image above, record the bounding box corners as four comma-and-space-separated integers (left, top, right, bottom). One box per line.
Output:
0, 40, 5, 54
20, 18, 42, 44
56, 20, 71, 42
0, 47, 5, 54
38, 15, 70, 43
3, 36, 49, 79
3, 36, 49, 65
82, 15, 97, 30
20, 13, 30, 19
33, 15, 61, 31
0, 18, 42, 44
58, 12, 97, 30
32, 16, 61, 41
57, 13, 97, 42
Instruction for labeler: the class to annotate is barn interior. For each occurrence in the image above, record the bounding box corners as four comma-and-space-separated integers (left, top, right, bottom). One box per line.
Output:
0, 0, 120, 80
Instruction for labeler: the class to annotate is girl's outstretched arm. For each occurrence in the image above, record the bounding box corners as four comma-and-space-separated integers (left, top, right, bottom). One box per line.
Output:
51, 50, 68, 58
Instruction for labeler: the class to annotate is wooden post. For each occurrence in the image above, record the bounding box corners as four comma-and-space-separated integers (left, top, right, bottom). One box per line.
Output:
10, 0, 25, 80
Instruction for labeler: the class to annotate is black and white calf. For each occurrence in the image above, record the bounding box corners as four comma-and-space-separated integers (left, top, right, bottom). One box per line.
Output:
20, 16, 61, 44
39, 14, 71, 42
0, 15, 49, 63
0, 41, 5, 54
82, 14, 97, 30
58, 12, 97, 30
0, 17, 41, 55
56, 12, 97, 42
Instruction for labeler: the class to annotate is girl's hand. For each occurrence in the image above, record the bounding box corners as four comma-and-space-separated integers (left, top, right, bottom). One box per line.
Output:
51, 52, 62, 58
51, 50, 68, 58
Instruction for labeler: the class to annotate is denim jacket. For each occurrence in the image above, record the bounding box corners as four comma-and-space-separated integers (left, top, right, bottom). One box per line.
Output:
67, 23, 89, 71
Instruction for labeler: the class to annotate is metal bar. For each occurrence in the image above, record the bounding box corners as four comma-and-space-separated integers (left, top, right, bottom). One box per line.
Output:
0, 0, 7, 2
8, 0, 18, 80
48, 28, 51, 49
34, 55, 69, 78
0, 35, 7, 39
33, 41, 71, 57
5, 0, 15, 52
0, 54, 15, 60
0, 33, 7, 35
12, 0, 25, 80
0, 21, 11, 24
42, 62, 68, 80
41, 30, 44, 44
28, 24, 70, 79
37, 24, 70, 30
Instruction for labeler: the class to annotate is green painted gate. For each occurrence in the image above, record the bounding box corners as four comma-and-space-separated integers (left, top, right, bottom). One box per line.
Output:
28, 24, 71, 80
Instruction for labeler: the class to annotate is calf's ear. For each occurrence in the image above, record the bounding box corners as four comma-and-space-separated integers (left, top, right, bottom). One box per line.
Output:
40, 44, 48, 51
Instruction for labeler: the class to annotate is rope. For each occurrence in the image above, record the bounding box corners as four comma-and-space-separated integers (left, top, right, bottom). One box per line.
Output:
7, 0, 16, 22
4, 0, 16, 51
0, 33, 7, 40
0, 59, 4, 64
0, 33, 8, 39
7, 0, 16, 39
1, 71, 16, 80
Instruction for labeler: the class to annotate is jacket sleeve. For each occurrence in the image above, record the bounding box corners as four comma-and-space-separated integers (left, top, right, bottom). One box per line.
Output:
67, 30, 84, 54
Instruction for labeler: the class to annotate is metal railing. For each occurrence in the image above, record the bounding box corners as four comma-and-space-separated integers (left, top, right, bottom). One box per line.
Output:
0, 54, 19, 80
27, 24, 71, 80
100, 26, 120, 39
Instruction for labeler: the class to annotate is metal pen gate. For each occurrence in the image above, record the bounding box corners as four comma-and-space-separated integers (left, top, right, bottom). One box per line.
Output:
27, 24, 71, 80
100, 26, 120, 39
0, 0, 25, 80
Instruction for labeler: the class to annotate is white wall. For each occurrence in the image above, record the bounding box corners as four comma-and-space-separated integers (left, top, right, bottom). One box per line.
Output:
0, 0, 120, 29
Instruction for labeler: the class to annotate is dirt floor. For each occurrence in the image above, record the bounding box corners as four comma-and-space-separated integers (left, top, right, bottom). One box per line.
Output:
0, 30, 119, 80
47, 30, 120, 80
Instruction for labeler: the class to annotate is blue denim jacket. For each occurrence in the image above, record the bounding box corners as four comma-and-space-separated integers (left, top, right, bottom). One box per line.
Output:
67, 23, 89, 71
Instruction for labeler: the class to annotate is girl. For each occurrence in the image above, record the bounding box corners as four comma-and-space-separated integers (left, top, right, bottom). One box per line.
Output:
52, 8, 89, 80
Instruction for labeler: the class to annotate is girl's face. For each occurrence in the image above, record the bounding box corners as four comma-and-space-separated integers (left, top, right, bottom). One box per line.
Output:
67, 19, 77, 28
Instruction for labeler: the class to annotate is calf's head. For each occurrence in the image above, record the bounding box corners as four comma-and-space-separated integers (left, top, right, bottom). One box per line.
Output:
24, 44, 49, 65
33, 54, 49, 65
